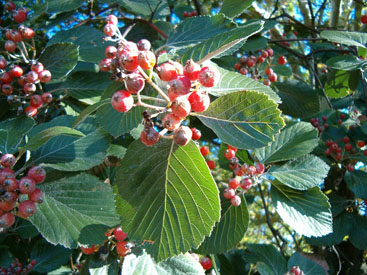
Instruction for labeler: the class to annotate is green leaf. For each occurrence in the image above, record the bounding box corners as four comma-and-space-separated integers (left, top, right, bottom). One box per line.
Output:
268, 155, 330, 190
39, 42, 79, 81
164, 14, 233, 51
114, 139, 220, 261
47, 0, 84, 13
47, 26, 114, 63
255, 122, 319, 164
28, 116, 110, 171
207, 64, 281, 103
220, 0, 253, 18
111, 0, 169, 18
349, 214, 367, 249
194, 91, 284, 150
29, 173, 119, 248
89, 255, 118, 275
107, 144, 127, 159
321, 30, 367, 48
244, 244, 287, 275
0, 246, 12, 267
20, 126, 85, 152
30, 239, 71, 273
45, 72, 111, 100
182, 21, 264, 63
0, 116, 34, 154
344, 170, 367, 199
271, 65, 292, 77
121, 251, 204, 275
96, 83, 144, 138
275, 81, 320, 119
196, 194, 249, 254
325, 69, 358, 98
271, 182, 332, 237
288, 252, 325, 275
326, 55, 367, 71
72, 99, 110, 128
241, 37, 268, 52
215, 249, 251, 275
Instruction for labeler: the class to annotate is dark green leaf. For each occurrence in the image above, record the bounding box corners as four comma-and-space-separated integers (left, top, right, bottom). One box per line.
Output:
39, 43, 79, 81
220, 0, 253, 18
215, 249, 251, 275
30, 239, 71, 273
29, 173, 119, 248
0, 246, 12, 267
321, 30, 367, 48
255, 122, 319, 164
206, 63, 281, 103
47, 0, 84, 13
244, 244, 287, 275
288, 252, 325, 275
0, 116, 34, 154
326, 55, 367, 71
349, 214, 367, 249
268, 155, 329, 190
271, 182, 332, 237
102, 0, 169, 18
271, 65, 292, 77
47, 26, 114, 63
115, 139, 220, 261
241, 37, 268, 52
72, 99, 110, 128
195, 91, 284, 150
196, 194, 249, 254
345, 170, 367, 199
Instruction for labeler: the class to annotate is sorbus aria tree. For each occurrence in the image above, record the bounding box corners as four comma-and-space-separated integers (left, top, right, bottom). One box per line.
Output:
0, 0, 367, 274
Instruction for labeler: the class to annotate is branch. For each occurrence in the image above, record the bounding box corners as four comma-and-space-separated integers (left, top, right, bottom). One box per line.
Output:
315, 0, 328, 19
307, 0, 315, 28
308, 61, 333, 109
137, 67, 171, 103
331, 0, 342, 28
280, 11, 319, 33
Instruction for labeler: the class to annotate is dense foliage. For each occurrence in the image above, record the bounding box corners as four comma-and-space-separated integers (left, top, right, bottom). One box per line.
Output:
0, 0, 367, 274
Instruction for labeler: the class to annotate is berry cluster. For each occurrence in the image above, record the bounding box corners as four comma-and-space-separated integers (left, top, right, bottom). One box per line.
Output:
1, 2, 52, 117
183, 10, 198, 17
0, 258, 36, 275
285, 265, 304, 275
234, 48, 287, 86
222, 145, 265, 207
310, 113, 346, 133
100, 15, 220, 148
199, 256, 212, 271
200, 145, 215, 170
0, 154, 45, 230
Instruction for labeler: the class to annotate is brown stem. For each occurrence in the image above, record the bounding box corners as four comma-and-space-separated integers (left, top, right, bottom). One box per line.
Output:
137, 67, 171, 103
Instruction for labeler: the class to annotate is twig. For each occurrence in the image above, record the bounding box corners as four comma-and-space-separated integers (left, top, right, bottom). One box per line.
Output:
268, 0, 279, 19
258, 183, 287, 253
121, 23, 136, 39
280, 11, 319, 33
315, 0, 328, 19
137, 67, 171, 103
308, 62, 333, 109
136, 92, 166, 111
307, 0, 315, 28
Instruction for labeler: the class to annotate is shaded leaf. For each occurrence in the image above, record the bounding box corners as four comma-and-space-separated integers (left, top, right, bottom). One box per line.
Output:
221, 0, 253, 18
288, 253, 325, 275
215, 249, 251, 275
255, 122, 319, 164
321, 30, 367, 48
72, 99, 110, 128
344, 170, 367, 199
325, 69, 357, 98
271, 182, 332, 237
194, 91, 284, 150
115, 139, 220, 261
271, 65, 292, 77
326, 55, 367, 71
47, 0, 84, 13
29, 173, 119, 248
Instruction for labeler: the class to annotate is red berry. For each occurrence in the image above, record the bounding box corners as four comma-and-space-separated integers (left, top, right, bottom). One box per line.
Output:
361, 15, 367, 24
191, 10, 198, 16
263, 79, 271, 86
278, 56, 287, 65
5, 40, 16, 52
25, 106, 37, 117
5, 1, 16, 11
81, 245, 96, 255
190, 128, 201, 140
266, 48, 274, 56
111, 90, 134, 113
183, 11, 190, 17
358, 140, 365, 148
322, 115, 328, 121
234, 167, 244, 176
188, 91, 210, 112
138, 50, 156, 70
345, 143, 352, 151
26, 71, 38, 83
2, 191, 18, 202
119, 51, 139, 72
1, 154, 15, 168
3, 178, 18, 191
106, 14, 118, 25
347, 164, 354, 172
239, 68, 248, 75
340, 113, 346, 119
290, 266, 301, 275
198, 66, 220, 87
200, 257, 212, 270
0, 212, 15, 228
247, 59, 256, 67
337, 119, 342, 125
136, 39, 151, 51
0, 168, 15, 182
325, 140, 333, 147
116, 241, 130, 256
0, 201, 15, 212
113, 226, 128, 241
234, 63, 241, 70
140, 127, 159, 146
364, 149, 367, 156
240, 178, 252, 190
171, 96, 191, 118
257, 56, 265, 63
99, 58, 111, 72
19, 177, 36, 194
104, 24, 117, 36
28, 188, 44, 204
227, 145, 237, 152
157, 63, 178, 82
105, 45, 117, 58
325, 148, 331, 155
27, 166, 46, 183
9, 65, 23, 78
228, 178, 240, 189
343, 136, 350, 143
31, 62, 44, 73
224, 149, 236, 160
2, 84, 13, 96
13, 10, 27, 23
206, 160, 215, 170
21, 27, 35, 39
41, 92, 53, 103
268, 73, 277, 82
261, 51, 269, 58
173, 126, 192, 146
18, 200, 37, 218
231, 195, 241, 206
223, 188, 235, 199
200, 146, 210, 156
183, 59, 201, 81
0, 56, 7, 69
168, 75, 191, 96
23, 83, 36, 94
30, 95, 43, 108
255, 163, 265, 174
162, 113, 182, 131
124, 73, 145, 94
10, 30, 22, 42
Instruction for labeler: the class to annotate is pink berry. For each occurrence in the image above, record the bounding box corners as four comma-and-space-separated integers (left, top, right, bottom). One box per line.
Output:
3, 177, 18, 191
27, 166, 46, 183
106, 14, 118, 25
119, 51, 139, 72
0, 212, 15, 228
18, 200, 37, 218
266, 48, 274, 56
230, 195, 241, 206
162, 113, 182, 131
10, 30, 22, 42
0, 56, 7, 69
24, 83, 36, 94
190, 128, 201, 140
168, 75, 191, 96
188, 91, 210, 112
26, 71, 38, 83
5, 40, 16, 52
42, 92, 53, 103
171, 96, 191, 118
124, 73, 145, 94
173, 126, 192, 146
247, 59, 256, 67
30, 95, 43, 108
0, 168, 15, 182
157, 62, 180, 82
114, 226, 128, 241
19, 177, 36, 194
198, 66, 220, 87
104, 24, 117, 36
111, 90, 134, 113
224, 149, 236, 160
5, 1, 16, 11
263, 79, 271, 86
105, 45, 117, 58
140, 127, 159, 146
278, 56, 287, 65
99, 58, 111, 72
1, 154, 15, 167
29, 188, 44, 204
183, 59, 201, 81
13, 9, 27, 23
38, 69, 52, 83
223, 188, 235, 199
228, 178, 240, 189
240, 178, 252, 190
255, 163, 265, 174
25, 106, 37, 117
137, 39, 151, 51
